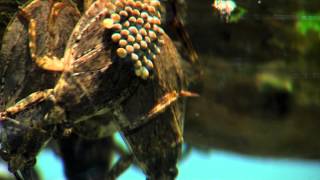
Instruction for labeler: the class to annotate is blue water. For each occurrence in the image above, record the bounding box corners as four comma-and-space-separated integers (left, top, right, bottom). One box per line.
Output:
30, 148, 320, 180
1, 133, 320, 180
1, 147, 320, 180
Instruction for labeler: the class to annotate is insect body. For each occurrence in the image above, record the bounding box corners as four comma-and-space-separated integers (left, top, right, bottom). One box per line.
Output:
0, 0, 192, 179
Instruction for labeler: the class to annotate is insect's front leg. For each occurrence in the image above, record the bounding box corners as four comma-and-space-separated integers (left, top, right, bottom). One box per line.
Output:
17, 10, 64, 72
0, 89, 54, 121
17, 0, 80, 72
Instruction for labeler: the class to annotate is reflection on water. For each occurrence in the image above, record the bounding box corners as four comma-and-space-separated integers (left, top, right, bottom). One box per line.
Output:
2, 147, 320, 180
1, 132, 320, 179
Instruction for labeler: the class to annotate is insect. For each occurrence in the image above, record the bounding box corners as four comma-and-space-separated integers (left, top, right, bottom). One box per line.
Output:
0, 0, 195, 179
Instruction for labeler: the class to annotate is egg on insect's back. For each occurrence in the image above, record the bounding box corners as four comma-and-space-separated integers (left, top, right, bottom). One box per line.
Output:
101, 0, 164, 80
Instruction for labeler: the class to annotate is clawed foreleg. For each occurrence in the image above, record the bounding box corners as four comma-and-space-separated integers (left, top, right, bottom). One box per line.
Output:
18, 6, 65, 72
0, 89, 54, 121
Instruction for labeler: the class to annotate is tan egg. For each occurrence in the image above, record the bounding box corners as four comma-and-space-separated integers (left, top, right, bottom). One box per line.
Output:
151, 54, 156, 60
129, 26, 138, 34
123, 20, 130, 27
153, 24, 160, 32
132, 9, 141, 16
141, 12, 149, 19
145, 36, 151, 43
135, 68, 142, 77
144, 59, 154, 69
112, 23, 122, 30
119, 39, 128, 47
136, 1, 143, 8
119, 10, 128, 17
133, 43, 141, 50
144, 23, 151, 29
120, 29, 130, 36
115, 1, 124, 8
126, 45, 134, 53
148, 30, 157, 40
127, 0, 135, 7
156, 27, 164, 35
129, 16, 137, 23
147, 16, 153, 23
150, 0, 160, 7
102, 18, 114, 29
156, 11, 161, 18
147, 6, 156, 14
111, 13, 121, 22
127, 35, 135, 43
152, 17, 161, 25
136, 34, 143, 42
125, 6, 133, 13
155, 46, 161, 54
142, 4, 149, 11
140, 40, 148, 49
140, 67, 150, 79
139, 28, 147, 36
117, 48, 127, 58
111, 33, 122, 42
136, 18, 144, 25
135, 60, 142, 68
131, 53, 139, 61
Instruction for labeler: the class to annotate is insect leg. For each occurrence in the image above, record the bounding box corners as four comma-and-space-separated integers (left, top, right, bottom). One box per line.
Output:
2, 89, 54, 119
28, 18, 65, 71
19, 8, 65, 72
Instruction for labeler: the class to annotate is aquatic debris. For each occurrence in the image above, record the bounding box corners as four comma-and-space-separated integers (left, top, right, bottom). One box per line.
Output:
212, 0, 237, 21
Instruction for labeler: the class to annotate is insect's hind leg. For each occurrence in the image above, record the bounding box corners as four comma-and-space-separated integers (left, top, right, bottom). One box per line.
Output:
0, 89, 54, 120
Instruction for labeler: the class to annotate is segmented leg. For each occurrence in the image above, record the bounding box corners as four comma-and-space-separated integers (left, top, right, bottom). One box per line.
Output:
1, 89, 53, 119
19, 8, 65, 72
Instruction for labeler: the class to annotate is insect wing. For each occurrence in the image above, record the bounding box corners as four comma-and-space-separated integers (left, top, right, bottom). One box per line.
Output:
64, 0, 116, 73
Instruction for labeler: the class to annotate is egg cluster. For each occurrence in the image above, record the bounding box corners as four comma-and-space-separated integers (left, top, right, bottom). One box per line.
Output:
102, 0, 164, 79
